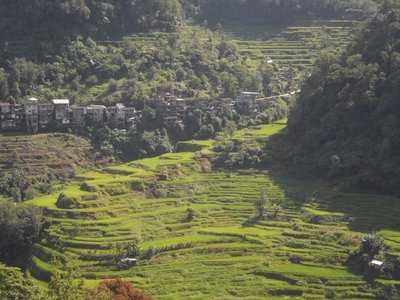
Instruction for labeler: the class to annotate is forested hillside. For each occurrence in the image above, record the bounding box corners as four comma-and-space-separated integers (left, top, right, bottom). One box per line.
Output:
0, 30, 264, 103
0, 0, 377, 42
0, 0, 182, 40
191, 0, 378, 24
288, 0, 400, 194
0, 0, 377, 104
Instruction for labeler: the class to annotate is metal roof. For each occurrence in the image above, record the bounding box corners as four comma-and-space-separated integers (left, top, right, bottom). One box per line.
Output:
52, 99, 70, 105
370, 260, 384, 266
241, 92, 260, 95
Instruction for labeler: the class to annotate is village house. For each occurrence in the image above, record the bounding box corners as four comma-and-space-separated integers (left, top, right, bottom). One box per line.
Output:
71, 105, 87, 127
235, 92, 260, 114
52, 99, 70, 125
123, 107, 139, 129
154, 95, 187, 127
0, 102, 16, 130
25, 97, 39, 133
107, 103, 126, 128
208, 98, 233, 116
87, 105, 106, 123
38, 103, 54, 129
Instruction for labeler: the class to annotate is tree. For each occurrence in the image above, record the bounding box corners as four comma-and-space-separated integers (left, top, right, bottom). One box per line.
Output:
287, 1, 400, 194
347, 234, 386, 280
48, 261, 84, 300
89, 278, 152, 300
185, 208, 196, 222
254, 189, 268, 219
0, 264, 45, 300
257, 62, 274, 96
0, 201, 43, 267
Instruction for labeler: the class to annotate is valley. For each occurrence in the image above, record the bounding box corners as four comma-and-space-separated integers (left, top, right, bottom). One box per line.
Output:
26, 120, 400, 299
2, 1, 400, 299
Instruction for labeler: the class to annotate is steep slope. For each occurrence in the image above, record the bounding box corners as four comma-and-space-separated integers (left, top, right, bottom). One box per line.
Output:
0, 133, 96, 200
26, 121, 400, 299
288, 1, 400, 194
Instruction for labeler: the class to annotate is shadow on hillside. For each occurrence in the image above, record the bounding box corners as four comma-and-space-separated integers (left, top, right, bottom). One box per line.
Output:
265, 162, 400, 233
254, 130, 400, 233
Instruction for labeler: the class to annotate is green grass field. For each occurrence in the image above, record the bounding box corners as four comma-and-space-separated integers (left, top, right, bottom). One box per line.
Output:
26, 120, 400, 299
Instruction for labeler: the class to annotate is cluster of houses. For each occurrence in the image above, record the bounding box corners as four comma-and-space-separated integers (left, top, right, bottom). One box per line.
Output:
0, 91, 285, 133
0, 97, 140, 133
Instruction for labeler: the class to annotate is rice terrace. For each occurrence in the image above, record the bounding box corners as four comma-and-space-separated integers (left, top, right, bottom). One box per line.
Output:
23, 120, 400, 299
1, 0, 400, 299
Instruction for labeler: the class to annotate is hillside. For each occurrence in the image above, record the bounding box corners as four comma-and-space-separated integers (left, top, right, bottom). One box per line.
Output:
0, 0, 376, 42
0, 133, 97, 201
22, 120, 400, 299
0, 0, 182, 40
0, 0, 376, 106
287, 1, 400, 194
193, 0, 377, 24
3, 1, 400, 299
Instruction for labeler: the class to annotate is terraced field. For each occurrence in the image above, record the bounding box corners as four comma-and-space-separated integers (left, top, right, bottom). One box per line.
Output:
26, 120, 400, 299
224, 20, 356, 68
119, 20, 354, 72
0, 133, 94, 178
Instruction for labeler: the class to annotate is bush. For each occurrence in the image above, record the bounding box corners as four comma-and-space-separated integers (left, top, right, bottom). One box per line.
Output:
347, 234, 386, 279
0, 201, 43, 267
0, 264, 44, 300
80, 182, 97, 192
88, 278, 152, 300
56, 193, 80, 209
130, 181, 146, 192
24, 186, 37, 200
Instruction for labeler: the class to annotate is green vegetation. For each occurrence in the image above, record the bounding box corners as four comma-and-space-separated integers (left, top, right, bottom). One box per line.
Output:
225, 21, 356, 69
17, 120, 400, 299
0, 133, 96, 201
0, 263, 46, 300
193, 0, 377, 24
0, 201, 44, 268
2, 1, 400, 299
0, 28, 262, 104
0, 0, 182, 41
288, 0, 400, 194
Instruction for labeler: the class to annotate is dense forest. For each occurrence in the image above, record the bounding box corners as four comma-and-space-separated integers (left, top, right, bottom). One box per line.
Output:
0, 0, 378, 105
0, 33, 267, 104
0, 0, 182, 40
191, 0, 378, 24
288, 0, 400, 194
0, 0, 378, 42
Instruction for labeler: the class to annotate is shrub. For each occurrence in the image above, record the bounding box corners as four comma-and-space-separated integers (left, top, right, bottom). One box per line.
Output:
347, 234, 386, 279
37, 183, 53, 194
56, 193, 80, 209
88, 278, 152, 300
185, 208, 196, 222
0, 264, 44, 300
325, 289, 336, 299
104, 184, 129, 196
80, 182, 97, 192
0, 201, 43, 267
130, 181, 146, 192
24, 186, 37, 200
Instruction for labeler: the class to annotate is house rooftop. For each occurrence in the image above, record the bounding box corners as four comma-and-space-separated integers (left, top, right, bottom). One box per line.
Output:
241, 92, 260, 95
88, 105, 106, 109
370, 260, 384, 266
52, 99, 70, 105
120, 258, 137, 263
